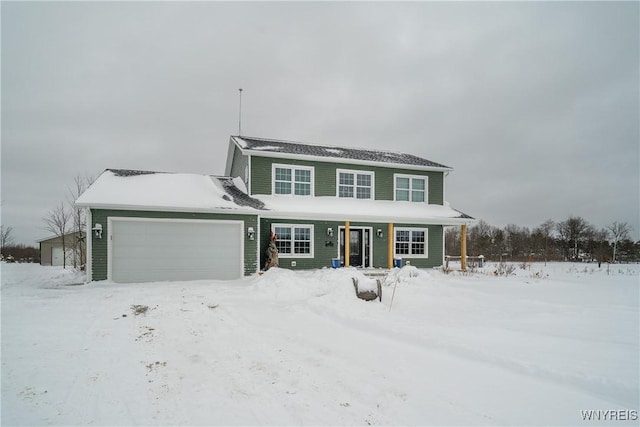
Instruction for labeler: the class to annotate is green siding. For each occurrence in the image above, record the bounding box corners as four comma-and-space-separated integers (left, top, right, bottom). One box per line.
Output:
260, 218, 443, 270
250, 156, 444, 204
90, 209, 258, 281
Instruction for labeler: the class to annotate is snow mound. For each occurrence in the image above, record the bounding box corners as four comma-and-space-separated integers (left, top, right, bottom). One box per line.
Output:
249, 267, 356, 302
384, 265, 428, 286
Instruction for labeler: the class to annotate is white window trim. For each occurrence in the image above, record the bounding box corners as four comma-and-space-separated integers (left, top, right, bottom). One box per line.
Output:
271, 223, 314, 258
394, 227, 429, 258
394, 174, 428, 203
336, 169, 375, 200
271, 163, 315, 196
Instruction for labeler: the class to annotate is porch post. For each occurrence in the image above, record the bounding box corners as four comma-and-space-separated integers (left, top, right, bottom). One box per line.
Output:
388, 222, 394, 269
461, 224, 467, 271
345, 221, 350, 267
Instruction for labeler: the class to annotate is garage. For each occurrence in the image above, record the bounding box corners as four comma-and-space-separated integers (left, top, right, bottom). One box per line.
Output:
109, 218, 244, 283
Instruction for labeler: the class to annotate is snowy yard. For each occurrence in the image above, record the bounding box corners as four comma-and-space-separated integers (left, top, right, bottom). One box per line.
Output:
1, 262, 638, 426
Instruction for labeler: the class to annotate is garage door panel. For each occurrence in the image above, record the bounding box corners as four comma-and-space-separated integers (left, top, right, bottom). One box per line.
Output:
110, 219, 243, 283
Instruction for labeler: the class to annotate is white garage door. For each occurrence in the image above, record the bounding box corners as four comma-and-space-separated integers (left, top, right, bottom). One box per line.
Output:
52, 246, 77, 267
109, 218, 243, 283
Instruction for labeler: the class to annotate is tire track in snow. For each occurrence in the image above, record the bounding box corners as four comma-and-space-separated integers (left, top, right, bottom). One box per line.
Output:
304, 299, 638, 410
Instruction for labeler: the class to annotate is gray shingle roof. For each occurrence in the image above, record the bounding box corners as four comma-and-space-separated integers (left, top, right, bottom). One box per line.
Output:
216, 176, 266, 210
109, 169, 159, 177
453, 209, 474, 220
234, 136, 451, 169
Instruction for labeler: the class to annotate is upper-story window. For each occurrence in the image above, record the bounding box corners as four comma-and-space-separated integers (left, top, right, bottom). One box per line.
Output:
394, 174, 428, 202
272, 164, 314, 196
337, 169, 374, 199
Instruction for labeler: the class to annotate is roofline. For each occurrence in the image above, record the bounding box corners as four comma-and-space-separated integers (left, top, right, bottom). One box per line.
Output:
36, 230, 85, 243
230, 136, 454, 173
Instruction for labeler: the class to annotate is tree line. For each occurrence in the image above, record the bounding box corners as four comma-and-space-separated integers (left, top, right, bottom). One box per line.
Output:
0, 225, 40, 262
446, 217, 638, 264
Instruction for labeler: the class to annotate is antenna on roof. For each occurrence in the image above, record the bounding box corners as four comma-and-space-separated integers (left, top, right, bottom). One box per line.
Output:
238, 88, 243, 136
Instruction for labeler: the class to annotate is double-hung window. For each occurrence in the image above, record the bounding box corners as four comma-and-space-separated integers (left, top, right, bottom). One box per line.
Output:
337, 170, 374, 199
272, 224, 314, 258
273, 164, 313, 196
394, 228, 428, 258
395, 174, 427, 202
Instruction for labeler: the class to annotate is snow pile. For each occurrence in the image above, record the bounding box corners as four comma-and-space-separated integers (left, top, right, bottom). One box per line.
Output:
1, 262, 638, 426
1, 263, 85, 293
248, 267, 355, 302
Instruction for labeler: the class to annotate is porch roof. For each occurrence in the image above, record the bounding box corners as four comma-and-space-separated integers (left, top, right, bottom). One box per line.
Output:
259, 195, 473, 225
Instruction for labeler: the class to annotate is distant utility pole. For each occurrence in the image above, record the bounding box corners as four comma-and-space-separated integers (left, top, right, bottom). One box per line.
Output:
238, 88, 243, 136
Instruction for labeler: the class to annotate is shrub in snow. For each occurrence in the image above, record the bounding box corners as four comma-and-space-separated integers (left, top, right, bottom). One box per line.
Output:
519, 261, 531, 270
384, 265, 424, 286
494, 261, 516, 277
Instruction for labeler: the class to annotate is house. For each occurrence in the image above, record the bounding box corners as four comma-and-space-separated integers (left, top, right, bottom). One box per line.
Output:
38, 231, 86, 268
75, 136, 473, 283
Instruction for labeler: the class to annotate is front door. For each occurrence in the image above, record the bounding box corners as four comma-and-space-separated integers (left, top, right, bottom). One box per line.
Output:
339, 227, 371, 267
349, 229, 363, 267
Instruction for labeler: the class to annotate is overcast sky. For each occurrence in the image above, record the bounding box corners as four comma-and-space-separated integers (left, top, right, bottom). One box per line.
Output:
2, 1, 638, 245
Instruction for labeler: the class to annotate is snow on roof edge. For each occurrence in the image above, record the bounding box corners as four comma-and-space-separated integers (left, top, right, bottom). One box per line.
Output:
258, 210, 473, 225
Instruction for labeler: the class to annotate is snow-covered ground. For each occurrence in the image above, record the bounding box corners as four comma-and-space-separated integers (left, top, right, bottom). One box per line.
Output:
1, 262, 638, 426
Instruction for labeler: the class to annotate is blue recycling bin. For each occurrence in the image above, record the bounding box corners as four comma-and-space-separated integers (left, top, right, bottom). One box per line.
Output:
331, 258, 341, 269
393, 258, 403, 268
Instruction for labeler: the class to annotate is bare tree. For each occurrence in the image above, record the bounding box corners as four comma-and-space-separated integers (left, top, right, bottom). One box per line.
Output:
607, 221, 631, 263
468, 219, 493, 256
504, 224, 531, 259
556, 216, 593, 260
537, 219, 555, 265
0, 224, 14, 253
67, 174, 94, 269
43, 202, 71, 268
444, 226, 460, 256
